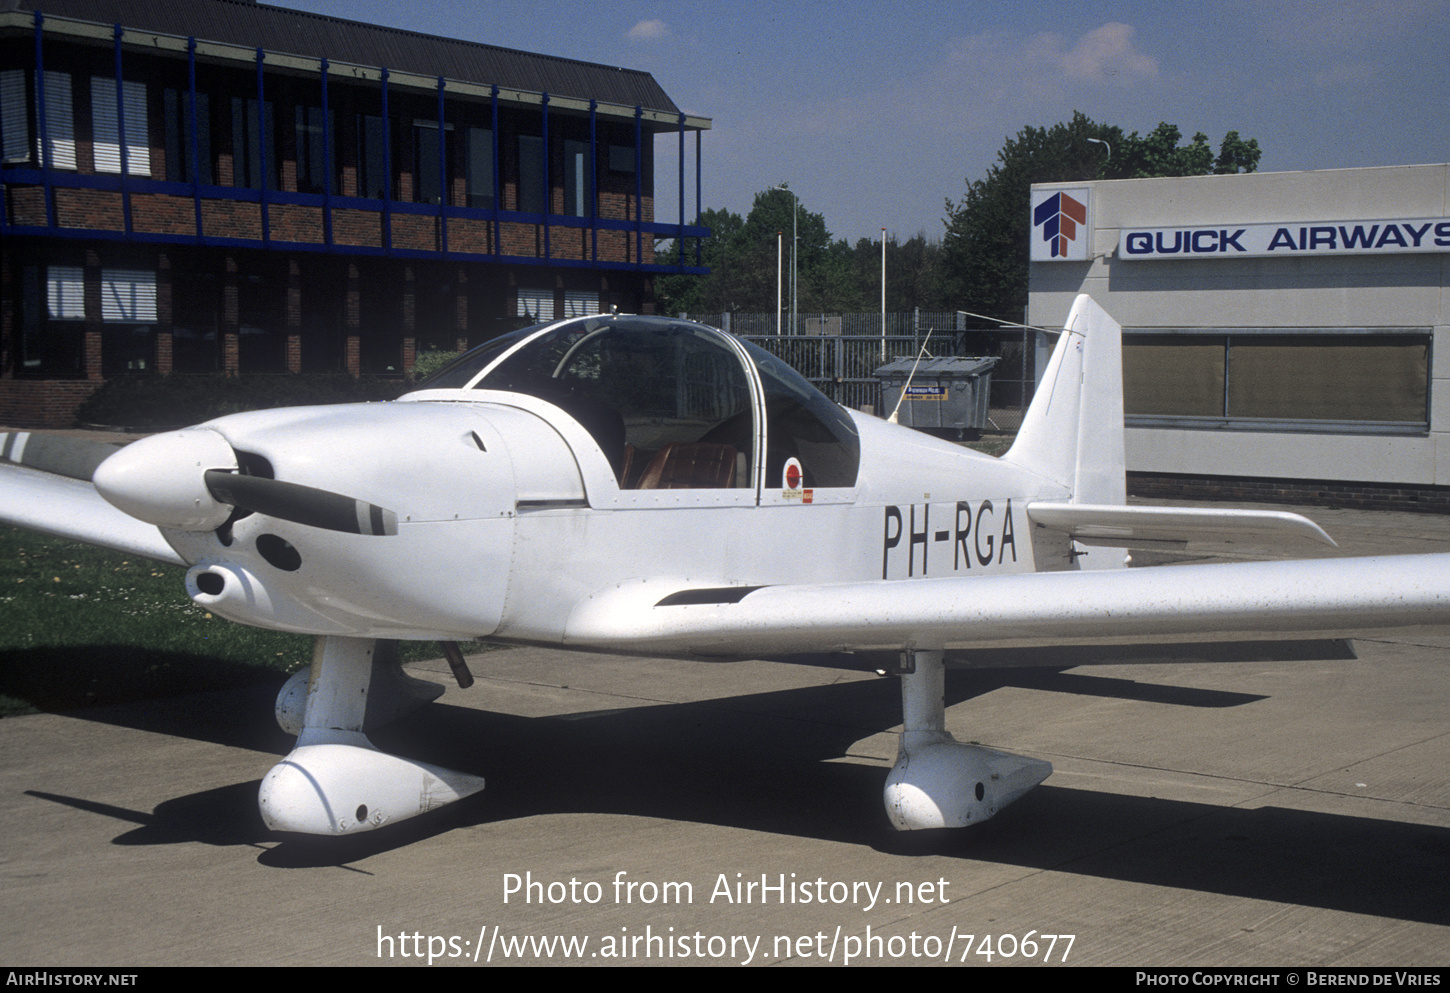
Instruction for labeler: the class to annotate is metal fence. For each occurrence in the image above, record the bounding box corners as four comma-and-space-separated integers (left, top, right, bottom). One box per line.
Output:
683, 312, 1040, 433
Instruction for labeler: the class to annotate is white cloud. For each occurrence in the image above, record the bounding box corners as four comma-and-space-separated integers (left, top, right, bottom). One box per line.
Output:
627, 19, 669, 42
1026, 23, 1159, 87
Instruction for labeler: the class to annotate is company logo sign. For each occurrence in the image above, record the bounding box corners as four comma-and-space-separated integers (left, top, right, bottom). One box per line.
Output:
1118, 218, 1450, 260
1030, 189, 1091, 262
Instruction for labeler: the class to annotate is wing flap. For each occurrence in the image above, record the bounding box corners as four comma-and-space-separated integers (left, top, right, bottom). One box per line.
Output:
1027, 502, 1336, 550
563, 555, 1450, 658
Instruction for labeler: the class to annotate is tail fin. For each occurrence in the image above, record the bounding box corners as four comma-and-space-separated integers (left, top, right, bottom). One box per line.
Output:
1002, 294, 1125, 506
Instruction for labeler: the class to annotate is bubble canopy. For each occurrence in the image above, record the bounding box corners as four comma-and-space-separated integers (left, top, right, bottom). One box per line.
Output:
413, 315, 860, 491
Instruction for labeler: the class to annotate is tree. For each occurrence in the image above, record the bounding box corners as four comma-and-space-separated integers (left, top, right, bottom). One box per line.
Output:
1213, 131, 1262, 175
654, 206, 746, 315
844, 232, 951, 313
1114, 122, 1261, 179
656, 187, 846, 317
941, 112, 1262, 324
658, 190, 953, 319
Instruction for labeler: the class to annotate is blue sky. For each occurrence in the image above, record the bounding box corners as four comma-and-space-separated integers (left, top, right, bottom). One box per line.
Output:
284, 0, 1449, 244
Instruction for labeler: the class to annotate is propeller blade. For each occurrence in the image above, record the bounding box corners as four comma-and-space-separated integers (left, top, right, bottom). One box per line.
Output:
203, 470, 398, 536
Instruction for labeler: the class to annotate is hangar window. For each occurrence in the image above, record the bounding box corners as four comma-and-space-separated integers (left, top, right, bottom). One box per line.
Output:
1124, 329, 1430, 433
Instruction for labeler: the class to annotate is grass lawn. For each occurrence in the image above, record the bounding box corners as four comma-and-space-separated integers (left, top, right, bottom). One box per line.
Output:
0, 525, 471, 716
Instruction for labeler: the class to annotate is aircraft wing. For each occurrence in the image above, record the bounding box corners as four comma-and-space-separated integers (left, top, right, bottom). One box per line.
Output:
0, 439, 184, 566
1026, 502, 1336, 551
560, 553, 1450, 659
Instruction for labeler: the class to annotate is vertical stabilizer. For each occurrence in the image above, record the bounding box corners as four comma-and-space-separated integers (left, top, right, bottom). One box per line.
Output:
1003, 294, 1126, 506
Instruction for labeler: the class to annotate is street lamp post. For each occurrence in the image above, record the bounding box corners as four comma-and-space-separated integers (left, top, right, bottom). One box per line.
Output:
776, 230, 783, 337
776, 183, 798, 335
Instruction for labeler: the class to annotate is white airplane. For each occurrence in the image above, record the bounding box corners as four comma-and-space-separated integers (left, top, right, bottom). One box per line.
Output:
4, 295, 1449, 838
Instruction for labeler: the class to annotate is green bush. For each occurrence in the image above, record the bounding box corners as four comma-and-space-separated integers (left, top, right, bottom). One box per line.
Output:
76, 373, 410, 429
411, 349, 463, 383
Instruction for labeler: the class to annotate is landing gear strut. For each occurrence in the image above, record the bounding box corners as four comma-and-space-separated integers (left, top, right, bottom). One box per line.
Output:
884, 650, 1051, 830
259, 636, 485, 835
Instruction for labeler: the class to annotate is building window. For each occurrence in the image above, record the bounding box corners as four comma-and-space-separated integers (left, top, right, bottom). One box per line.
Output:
465, 126, 493, 208
356, 113, 386, 199
563, 290, 599, 317
0, 69, 26, 163
1, 69, 75, 169
91, 77, 150, 176
358, 266, 402, 375
608, 144, 634, 174
101, 269, 157, 373
47, 265, 85, 319
239, 267, 285, 372
517, 135, 543, 214
231, 97, 275, 189
171, 267, 219, 373
413, 118, 451, 205
517, 287, 553, 321
299, 262, 343, 373
295, 105, 329, 194
163, 88, 211, 184
564, 139, 588, 217
19, 265, 85, 377
1123, 331, 1431, 431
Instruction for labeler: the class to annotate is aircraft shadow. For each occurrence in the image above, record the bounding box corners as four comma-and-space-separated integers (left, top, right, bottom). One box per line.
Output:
21, 667, 1447, 924
0, 645, 283, 729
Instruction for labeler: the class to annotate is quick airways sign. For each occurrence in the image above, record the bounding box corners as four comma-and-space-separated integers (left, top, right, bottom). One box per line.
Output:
1119, 218, 1450, 260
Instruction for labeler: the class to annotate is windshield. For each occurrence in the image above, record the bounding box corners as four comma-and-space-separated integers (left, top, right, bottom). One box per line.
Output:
475, 317, 755, 488
413, 315, 859, 491
743, 339, 861, 489
412, 322, 554, 390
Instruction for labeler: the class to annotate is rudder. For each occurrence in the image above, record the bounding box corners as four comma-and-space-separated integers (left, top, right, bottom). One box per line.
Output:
1002, 294, 1126, 506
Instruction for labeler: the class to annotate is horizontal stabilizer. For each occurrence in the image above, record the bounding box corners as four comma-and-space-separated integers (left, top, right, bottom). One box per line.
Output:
1026, 502, 1336, 551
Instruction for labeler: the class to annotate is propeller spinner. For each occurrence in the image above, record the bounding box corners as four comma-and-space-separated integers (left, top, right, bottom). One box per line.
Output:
94, 427, 397, 535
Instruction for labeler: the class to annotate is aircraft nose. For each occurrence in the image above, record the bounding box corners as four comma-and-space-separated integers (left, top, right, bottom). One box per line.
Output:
93, 427, 238, 530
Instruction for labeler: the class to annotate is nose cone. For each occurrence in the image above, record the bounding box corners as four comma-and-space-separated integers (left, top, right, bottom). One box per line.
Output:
93, 427, 238, 530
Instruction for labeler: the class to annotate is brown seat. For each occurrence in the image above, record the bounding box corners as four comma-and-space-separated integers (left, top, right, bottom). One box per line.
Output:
634, 442, 737, 489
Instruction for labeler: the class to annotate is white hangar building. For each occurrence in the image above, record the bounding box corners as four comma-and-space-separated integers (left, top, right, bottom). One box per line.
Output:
1029, 163, 1450, 510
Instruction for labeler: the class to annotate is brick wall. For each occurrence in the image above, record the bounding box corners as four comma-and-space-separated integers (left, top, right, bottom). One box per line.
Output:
201, 199, 262, 240
55, 189, 123, 230
7, 186, 45, 225
133, 195, 194, 236
333, 209, 383, 247
13, 183, 662, 262
269, 204, 326, 244
0, 380, 102, 428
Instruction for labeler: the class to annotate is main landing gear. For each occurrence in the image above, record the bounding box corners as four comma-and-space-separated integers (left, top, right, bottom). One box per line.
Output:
884, 650, 1052, 829
259, 636, 485, 836
256, 641, 1049, 836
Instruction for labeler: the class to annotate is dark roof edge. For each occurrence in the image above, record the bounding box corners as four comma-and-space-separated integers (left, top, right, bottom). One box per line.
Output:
239, 0, 667, 94
3, 0, 709, 128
